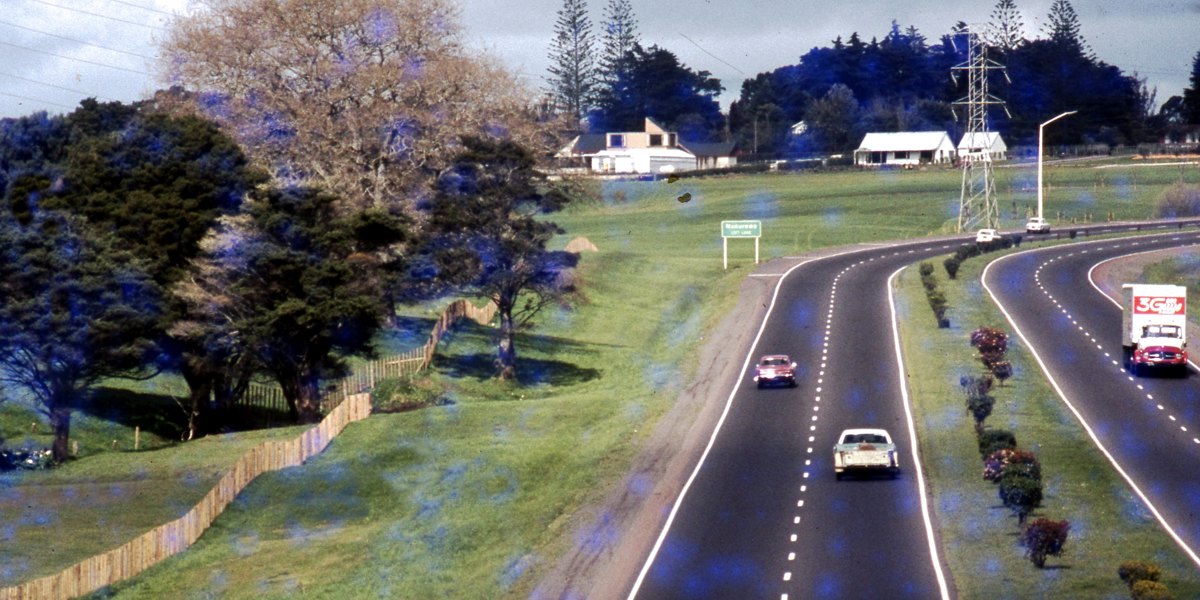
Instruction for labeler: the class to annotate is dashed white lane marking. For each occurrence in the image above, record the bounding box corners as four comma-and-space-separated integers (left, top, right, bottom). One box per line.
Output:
1033, 240, 1200, 449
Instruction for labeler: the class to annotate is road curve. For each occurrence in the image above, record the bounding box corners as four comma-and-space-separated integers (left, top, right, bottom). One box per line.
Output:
982, 231, 1200, 568
628, 237, 964, 600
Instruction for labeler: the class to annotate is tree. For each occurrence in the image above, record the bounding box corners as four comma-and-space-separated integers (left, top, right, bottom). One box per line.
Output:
1044, 0, 1089, 57
183, 187, 406, 423
599, 0, 638, 86
802, 84, 862, 152
987, 0, 1026, 53
589, 44, 724, 141
1019, 518, 1070, 568
1184, 50, 1200, 124
161, 0, 541, 214
424, 137, 578, 380
546, 0, 597, 126
0, 211, 161, 463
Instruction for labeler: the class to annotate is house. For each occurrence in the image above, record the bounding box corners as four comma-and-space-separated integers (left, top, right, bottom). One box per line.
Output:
854, 131, 956, 167
557, 118, 737, 174
958, 131, 1008, 161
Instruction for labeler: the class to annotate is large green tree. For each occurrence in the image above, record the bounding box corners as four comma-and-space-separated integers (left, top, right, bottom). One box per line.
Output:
546, 0, 598, 126
589, 43, 724, 141
1184, 49, 1200, 124
423, 137, 578, 380
0, 210, 161, 463
599, 0, 639, 86
183, 187, 405, 423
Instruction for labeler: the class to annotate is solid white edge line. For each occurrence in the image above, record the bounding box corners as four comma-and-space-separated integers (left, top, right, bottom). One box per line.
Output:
625, 248, 862, 599
887, 265, 952, 600
982, 242, 1200, 569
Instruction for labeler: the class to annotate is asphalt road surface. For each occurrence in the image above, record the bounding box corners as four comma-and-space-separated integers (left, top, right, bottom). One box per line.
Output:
983, 229, 1200, 566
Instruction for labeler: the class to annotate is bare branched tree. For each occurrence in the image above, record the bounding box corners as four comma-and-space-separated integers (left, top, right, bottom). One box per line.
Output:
160, 0, 544, 214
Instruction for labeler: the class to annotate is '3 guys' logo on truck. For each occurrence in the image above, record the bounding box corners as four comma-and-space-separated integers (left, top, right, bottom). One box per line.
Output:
1133, 296, 1186, 315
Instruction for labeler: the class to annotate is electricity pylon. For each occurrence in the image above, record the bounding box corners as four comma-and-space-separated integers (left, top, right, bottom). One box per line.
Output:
951, 25, 1009, 233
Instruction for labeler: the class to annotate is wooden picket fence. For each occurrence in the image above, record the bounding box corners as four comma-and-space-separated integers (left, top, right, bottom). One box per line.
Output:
0, 298, 499, 600
0, 393, 372, 600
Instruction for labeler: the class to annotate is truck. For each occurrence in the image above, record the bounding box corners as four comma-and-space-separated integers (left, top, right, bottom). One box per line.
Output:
1122, 283, 1189, 376
833, 428, 900, 480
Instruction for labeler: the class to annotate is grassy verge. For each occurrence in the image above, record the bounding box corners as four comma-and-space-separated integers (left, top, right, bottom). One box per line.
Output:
1, 162, 1196, 596
898, 249, 1200, 598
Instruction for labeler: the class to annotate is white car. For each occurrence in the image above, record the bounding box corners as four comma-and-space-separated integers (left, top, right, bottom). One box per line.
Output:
833, 428, 900, 480
975, 228, 999, 243
1025, 217, 1051, 233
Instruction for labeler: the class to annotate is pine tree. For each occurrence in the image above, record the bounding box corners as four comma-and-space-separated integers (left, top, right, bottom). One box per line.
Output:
546, 0, 597, 127
1184, 49, 1200, 124
1044, 0, 1090, 57
987, 0, 1025, 53
599, 0, 639, 85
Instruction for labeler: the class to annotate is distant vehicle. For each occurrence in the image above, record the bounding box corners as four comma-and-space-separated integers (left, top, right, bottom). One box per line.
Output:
834, 428, 900, 480
1025, 217, 1051, 233
753, 354, 797, 388
975, 228, 999, 243
1122, 283, 1188, 376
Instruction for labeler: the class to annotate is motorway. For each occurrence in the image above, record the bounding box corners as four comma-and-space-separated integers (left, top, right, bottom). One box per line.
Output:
984, 229, 1200, 564
628, 222, 1200, 600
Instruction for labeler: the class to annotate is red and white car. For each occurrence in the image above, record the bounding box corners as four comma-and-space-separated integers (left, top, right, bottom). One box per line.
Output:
753, 354, 797, 388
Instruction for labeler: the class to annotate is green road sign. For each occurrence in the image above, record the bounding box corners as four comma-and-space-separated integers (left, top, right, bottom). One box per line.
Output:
721, 220, 762, 238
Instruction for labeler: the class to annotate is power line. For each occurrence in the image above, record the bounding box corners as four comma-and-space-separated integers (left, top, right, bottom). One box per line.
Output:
101, 0, 177, 17
678, 33, 745, 76
0, 91, 76, 110
0, 70, 118, 101
0, 40, 151, 75
0, 19, 156, 60
24, 0, 167, 31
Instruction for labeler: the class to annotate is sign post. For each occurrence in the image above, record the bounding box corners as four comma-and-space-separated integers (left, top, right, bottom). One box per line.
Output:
720, 220, 762, 269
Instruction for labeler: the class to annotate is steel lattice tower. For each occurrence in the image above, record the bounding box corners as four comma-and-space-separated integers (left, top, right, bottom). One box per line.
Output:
952, 26, 1008, 233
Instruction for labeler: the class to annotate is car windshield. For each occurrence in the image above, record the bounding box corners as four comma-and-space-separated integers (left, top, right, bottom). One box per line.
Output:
842, 433, 888, 444
761, 357, 788, 366
1144, 325, 1182, 338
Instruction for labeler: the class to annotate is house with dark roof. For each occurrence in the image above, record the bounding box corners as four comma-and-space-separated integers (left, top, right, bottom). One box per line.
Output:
557, 118, 737, 174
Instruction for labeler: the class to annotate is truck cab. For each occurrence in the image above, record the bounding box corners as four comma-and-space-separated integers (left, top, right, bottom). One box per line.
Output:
1122, 284, 1189, 376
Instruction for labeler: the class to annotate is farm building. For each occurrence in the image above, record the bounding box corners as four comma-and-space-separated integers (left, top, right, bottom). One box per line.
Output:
854, 131, 956, 167
958, 131, 1008, 161
557, 118, 737, 174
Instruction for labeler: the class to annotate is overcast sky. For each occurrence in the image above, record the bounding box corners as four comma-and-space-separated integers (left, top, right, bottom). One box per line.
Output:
1, 0, 1196, 120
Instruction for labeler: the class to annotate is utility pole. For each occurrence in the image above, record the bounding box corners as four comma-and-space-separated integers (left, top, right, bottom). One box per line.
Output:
952, 25, 1009, 233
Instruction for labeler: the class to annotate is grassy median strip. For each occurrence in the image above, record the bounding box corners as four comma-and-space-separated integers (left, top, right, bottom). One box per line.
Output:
897, 250, 1200, 598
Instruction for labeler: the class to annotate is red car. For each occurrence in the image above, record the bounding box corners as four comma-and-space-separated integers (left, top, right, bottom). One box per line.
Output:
754, 354, 797, 388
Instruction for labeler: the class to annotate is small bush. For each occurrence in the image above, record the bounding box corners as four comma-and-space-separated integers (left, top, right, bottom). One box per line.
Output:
966, 393, 995, 435
991, 360, 1013, 384
1119, 560, 1163, 588
1153, 183, 1200, 218
0, 446, 54, 471
1020, 518, 1069, 568
1000, 472, 1043, 524
1131, 580, 1174, 600
978, 429, 1017, 459
970, 326, 1008, 355
371, 376, 447, 413
919, 262, 935, 277
983, 448, 1041, 482
943, 256, 961, 279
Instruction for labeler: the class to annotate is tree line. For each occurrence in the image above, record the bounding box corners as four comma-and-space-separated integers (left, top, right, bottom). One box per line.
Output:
0, 0, 580, 464
548, 0, 1200, 154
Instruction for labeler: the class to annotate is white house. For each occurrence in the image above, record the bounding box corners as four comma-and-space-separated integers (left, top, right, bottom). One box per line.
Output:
854, 131, 957, 167
958, 131, 1008, 161
557, 118, 737, 174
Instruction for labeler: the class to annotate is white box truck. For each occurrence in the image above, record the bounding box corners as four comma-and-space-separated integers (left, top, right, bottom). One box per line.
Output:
1122, 284, 1188, 376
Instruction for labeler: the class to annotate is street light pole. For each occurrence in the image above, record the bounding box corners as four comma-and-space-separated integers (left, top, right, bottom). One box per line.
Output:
1037, 110, 1077, 219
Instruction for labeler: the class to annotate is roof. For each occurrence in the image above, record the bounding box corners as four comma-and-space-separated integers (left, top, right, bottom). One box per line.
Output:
679, 141, 737, 157
558, 133, 606, 156
857, 131, 954, 152
958, 132, 1006, 150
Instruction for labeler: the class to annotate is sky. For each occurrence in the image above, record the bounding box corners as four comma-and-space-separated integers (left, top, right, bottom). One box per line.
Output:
1, 0, 1196, 120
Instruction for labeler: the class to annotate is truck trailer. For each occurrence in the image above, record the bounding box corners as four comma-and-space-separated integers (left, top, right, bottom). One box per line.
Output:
1122, 283, 1189, 376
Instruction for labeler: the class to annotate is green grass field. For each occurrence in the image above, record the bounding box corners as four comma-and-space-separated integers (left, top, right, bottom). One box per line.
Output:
2, 159, 1198, 597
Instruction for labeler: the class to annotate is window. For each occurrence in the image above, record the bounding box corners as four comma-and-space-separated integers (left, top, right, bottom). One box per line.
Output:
649, 134, 662, 146
894, 151, 909, 159
608, 134, 625, 148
